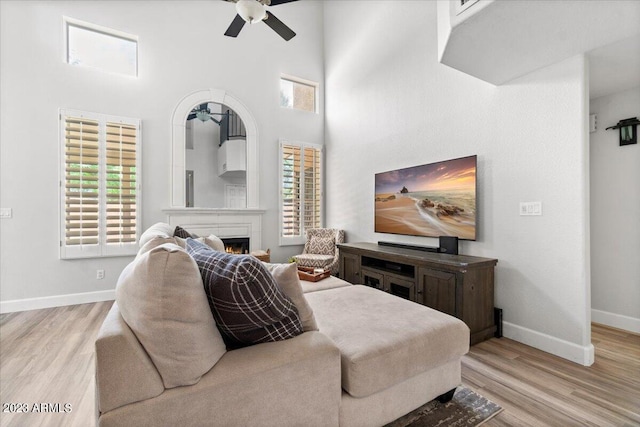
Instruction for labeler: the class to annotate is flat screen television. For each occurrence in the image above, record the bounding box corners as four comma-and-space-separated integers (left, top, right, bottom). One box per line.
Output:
375, 155, 477, 240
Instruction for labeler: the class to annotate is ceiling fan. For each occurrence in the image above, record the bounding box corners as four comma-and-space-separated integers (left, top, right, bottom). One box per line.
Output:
188, 104, 227, 124
223, 0, 298, 41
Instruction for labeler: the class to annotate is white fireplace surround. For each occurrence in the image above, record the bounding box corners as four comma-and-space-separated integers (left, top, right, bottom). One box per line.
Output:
167, 89, 263, 252
163, 208, 264, 253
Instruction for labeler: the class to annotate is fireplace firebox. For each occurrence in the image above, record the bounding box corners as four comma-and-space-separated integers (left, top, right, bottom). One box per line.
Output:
221, 237, 250, 254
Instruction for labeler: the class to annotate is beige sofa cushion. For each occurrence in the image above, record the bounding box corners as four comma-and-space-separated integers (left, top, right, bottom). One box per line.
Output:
137, 236, 186, 257
115, 243, 227, 389
98, 332, 342, 427
200, 235, 225, 252
139, 222, 174, 247
95, 303, 165, 414
263, 262, 318, 332
138, 235, 224, 257
305, 285, 469, 398
172, 225, 226, 252
300, 275, 351, 294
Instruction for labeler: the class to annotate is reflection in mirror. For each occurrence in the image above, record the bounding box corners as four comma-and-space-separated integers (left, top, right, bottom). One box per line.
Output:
184, 102, 247, 208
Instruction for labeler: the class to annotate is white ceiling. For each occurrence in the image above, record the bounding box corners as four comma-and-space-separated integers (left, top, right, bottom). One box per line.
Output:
588, 34, 640, 100
439, 0, 640, 99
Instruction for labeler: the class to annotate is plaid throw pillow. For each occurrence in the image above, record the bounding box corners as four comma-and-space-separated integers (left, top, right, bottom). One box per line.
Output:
174, 225, 192, 239
186, 239, 303, 349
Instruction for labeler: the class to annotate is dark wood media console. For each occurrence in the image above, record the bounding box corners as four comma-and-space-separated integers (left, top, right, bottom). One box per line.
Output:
338, 242, 498, 345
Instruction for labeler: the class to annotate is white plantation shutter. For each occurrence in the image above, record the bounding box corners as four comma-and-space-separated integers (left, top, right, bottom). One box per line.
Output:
64, 117, 100, 247
303, 146, 322, 231
281, 144, 301, 238
105, 122, 138, 245
280, 141, 322, 245
60, 110, 141, 259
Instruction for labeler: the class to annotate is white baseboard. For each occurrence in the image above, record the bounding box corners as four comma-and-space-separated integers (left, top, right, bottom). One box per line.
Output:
503, 321, 595, 366
591, 309, 640, 334
0, 290, 115, 314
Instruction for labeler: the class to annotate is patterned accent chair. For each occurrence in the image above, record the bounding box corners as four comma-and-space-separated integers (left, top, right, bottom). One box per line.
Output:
293, 229, 345, 276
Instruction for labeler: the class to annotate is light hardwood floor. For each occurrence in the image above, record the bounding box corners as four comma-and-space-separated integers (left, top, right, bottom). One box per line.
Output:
1, 302, 638, 427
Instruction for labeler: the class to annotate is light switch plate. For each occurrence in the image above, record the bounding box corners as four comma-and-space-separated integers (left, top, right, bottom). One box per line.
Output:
520, 202, 542, 216
0, 208, 12, 218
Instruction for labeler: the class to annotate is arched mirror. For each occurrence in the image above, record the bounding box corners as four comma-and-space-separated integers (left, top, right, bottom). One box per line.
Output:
170, 89, 259, 209
185, 102, 246, 208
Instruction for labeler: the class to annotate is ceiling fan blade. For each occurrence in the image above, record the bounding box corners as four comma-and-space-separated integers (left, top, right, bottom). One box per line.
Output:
269, 0, 298, 5
263, 11, 296, 41
224, 14, 246, 37
187, 113, 196, 120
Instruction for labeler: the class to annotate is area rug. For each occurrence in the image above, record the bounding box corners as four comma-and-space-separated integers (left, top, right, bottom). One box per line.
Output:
385, 387, 503, 427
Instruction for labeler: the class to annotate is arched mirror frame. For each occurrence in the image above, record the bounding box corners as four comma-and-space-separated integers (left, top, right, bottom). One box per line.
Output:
170, 88, 259, 209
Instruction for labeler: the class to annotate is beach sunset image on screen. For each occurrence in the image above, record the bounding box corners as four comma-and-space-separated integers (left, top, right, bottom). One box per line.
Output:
375, 155, 477, 240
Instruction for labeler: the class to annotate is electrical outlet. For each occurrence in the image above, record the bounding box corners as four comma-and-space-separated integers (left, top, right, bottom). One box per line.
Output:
97, 269, 105, 280
0, 208, 12, 218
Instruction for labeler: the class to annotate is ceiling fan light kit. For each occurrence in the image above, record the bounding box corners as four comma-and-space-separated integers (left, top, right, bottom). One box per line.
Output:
195, 110, 211, 122
224, 0, 297, 41
236, 0, 266, 24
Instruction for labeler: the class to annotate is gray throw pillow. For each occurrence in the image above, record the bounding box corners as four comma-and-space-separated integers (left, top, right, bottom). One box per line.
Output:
263, 262, 318, 332
186, 238, 303, 349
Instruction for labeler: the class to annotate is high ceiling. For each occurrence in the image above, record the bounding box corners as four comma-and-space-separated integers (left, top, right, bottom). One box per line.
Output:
588, 34, 640, 100
439, 0, 640, 99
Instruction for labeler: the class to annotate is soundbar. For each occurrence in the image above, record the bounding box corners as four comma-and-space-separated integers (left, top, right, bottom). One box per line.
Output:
378, 241, 439, 253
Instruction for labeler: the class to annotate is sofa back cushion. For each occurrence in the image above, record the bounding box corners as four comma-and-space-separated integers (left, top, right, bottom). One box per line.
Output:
115, 243, 226, 389
186, 239, 303, 349
139, 222, 174, 247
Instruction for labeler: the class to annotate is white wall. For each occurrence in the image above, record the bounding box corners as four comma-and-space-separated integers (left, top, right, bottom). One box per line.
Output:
323, 1, 593, 364
590, 87, 640, 333
0, 0, 324, 310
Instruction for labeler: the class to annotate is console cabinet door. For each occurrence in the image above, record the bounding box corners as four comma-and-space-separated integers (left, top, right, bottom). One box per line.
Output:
417, 268, 456, 316
386, 275, 416, 301
361, 268, 385, 291
340, 252, 361, 284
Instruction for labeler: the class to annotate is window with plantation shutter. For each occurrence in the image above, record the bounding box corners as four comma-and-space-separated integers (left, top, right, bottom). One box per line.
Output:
60, 109, 141, 259
279, 140, 322, 245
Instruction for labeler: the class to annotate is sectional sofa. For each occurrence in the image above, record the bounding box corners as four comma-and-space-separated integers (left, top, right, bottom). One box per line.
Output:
95, 225, 469, 427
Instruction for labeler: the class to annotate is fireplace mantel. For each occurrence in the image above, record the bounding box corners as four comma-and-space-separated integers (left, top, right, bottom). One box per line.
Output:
163, 208, 265, 252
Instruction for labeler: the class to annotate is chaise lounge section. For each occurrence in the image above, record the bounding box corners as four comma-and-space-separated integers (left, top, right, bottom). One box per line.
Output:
95, 226, 469, 427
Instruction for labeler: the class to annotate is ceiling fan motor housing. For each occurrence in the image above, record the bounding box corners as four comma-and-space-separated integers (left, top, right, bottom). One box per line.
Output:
224, 0, 297, 40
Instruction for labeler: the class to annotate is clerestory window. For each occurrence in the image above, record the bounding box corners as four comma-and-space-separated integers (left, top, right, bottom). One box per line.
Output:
65, 18, 138, 77
280, 75, 318, 113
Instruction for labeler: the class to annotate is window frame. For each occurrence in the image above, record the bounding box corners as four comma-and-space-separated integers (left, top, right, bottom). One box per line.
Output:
64, 17, 138, 77
279, 74, 319, 114
279, 140, 323, 246
59, 109, 142, 259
